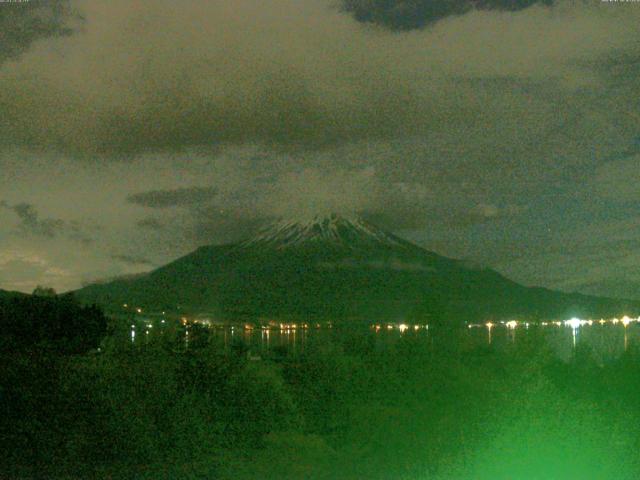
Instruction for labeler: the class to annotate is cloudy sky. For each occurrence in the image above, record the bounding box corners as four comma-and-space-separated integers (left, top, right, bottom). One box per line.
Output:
0, 0, 639, 298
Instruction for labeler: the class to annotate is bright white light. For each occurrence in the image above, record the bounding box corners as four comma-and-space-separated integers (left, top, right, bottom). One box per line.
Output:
398, 324, 408, 333
564, 318, 584, 329
506, 321, 518, 329
622, 316, 632, 327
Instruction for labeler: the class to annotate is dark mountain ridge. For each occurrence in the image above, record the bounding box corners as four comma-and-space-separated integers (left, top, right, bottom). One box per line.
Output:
75, 214, 639, 324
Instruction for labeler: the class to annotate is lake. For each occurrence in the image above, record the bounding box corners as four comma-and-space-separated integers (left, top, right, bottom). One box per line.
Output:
123, 315, 640, 364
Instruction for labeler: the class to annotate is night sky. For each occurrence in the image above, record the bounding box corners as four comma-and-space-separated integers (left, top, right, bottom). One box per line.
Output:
0, 0, 639, 298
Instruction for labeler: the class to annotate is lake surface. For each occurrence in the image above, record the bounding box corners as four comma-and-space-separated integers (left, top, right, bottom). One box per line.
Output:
123, 315, 640, 364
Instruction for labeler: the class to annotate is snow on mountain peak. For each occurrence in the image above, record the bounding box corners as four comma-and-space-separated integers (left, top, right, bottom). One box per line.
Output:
240, 213, 406, 250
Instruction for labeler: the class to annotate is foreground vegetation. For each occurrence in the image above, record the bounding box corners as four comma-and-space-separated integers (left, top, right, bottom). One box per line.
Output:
2, 299, 640, 479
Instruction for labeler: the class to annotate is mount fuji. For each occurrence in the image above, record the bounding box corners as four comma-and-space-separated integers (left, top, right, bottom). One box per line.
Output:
76, 214, 638, 324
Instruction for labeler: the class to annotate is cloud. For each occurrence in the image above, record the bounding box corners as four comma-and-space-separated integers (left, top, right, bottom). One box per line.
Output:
264, 166, 378, 220
594, 154, 640, 202
0, 250, 74, 292
340, 0, 553, 30
1, 201, 93, 243
0, 0, 81, 64
147, 162, 532, 241
0, 0, 638, 156
136, 217, 164, 230
127, 186, 218, 209
186, 210, 264, 245
110, 254, 153, 266
10, 202, 65, 237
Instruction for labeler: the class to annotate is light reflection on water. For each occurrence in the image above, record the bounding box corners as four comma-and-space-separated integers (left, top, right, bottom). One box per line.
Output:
123, 318, 640, 363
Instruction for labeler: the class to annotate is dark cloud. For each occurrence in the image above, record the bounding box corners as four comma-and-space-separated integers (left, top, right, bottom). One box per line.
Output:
127, 187, 218, 209
67, 221, 94, 246
0, 0, 81, 64
3, 201, 64, 237
1, 0, 635, 157
1, 201, 92, 243
110, 254, 153, 266
186, 206, 265, 245
362, 202, 527, 231
136, 217, 164, 230
340, 0, 553, 30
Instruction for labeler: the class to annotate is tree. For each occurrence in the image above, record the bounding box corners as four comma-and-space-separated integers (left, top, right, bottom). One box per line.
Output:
32, 285, 57, 297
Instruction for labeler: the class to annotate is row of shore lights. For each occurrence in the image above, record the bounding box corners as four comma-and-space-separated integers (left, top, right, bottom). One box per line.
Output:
186, 320, 334, 331
373, 324, 429, 333
186, 321, 430, 333
469, 316, 640, 330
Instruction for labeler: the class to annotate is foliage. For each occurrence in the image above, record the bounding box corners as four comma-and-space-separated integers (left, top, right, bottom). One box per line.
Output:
2, 322, 640, 479
0, 292, 107, 354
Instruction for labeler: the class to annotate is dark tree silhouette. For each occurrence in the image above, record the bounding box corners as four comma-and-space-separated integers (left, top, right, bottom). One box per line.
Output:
0, 293, 107, 354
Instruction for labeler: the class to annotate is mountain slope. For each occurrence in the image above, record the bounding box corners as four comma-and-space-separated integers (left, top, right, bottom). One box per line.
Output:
75, 214, 639, 324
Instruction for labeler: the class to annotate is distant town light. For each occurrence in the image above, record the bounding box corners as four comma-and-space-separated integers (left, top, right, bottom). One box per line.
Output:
564, 318, 584, 329
506, 320, 518, 329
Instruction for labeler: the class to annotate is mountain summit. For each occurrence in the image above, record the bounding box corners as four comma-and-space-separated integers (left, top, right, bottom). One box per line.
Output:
239, 213, 408, 251
76, 215, 639, 323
